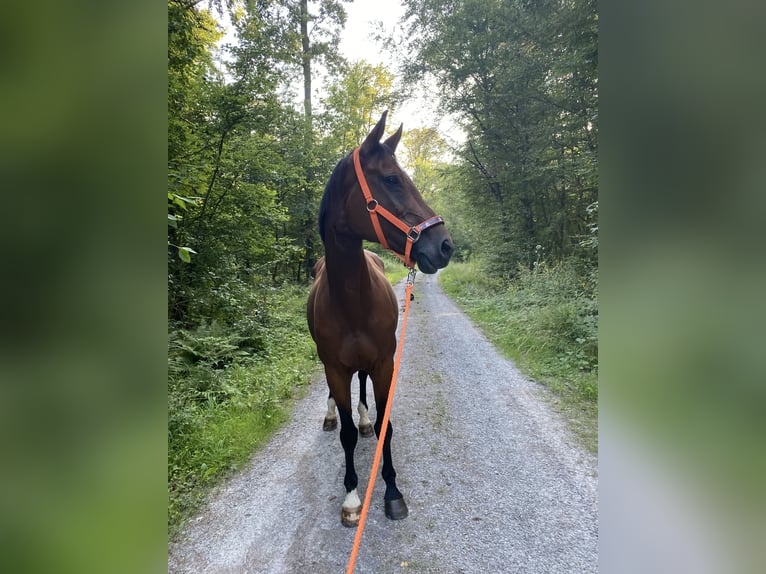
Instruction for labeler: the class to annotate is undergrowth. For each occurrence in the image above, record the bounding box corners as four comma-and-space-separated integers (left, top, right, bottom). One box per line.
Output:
168, 284, 317, 539
439, 259, 598, 451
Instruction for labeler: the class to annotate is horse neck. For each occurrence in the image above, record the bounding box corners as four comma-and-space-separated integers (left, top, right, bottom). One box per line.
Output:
323, 231, 373, 304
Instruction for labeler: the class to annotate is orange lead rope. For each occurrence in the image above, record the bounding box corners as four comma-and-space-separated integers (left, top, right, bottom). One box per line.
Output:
345, 270, 416, 574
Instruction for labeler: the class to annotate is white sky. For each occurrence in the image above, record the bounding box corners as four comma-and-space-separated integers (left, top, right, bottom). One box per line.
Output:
338, 0, 464, 148
338, 0, 405, 67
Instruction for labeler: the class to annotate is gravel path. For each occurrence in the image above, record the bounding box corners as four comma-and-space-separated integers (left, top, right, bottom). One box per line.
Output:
168, 272, 598, 573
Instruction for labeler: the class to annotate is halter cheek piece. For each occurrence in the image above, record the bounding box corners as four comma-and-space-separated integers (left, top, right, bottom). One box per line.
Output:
352, 147, 444, 269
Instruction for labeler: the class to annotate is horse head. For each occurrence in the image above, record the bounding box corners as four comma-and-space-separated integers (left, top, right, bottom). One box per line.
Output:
338, 111, 454, 274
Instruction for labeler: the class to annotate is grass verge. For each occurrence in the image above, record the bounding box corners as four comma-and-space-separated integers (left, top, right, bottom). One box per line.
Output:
439, 260, 598, 452
168, 284, 319, 540
381, 254, 411, 285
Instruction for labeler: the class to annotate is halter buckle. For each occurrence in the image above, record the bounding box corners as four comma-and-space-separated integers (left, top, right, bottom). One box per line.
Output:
366, 199, 378, 212
407, 227, 421, 243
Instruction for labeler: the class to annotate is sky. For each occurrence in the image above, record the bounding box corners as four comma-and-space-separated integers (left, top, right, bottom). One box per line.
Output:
338, 0, 405, 67
338, 0, 464, 146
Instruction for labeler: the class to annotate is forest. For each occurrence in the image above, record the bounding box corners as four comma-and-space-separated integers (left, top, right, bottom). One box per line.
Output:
168, 0, 597, 534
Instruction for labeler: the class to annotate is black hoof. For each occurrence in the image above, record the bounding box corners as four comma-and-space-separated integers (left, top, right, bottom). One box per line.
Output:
359, 424, 374, 437
323, 418, 337, 431
384, 497, 408, 520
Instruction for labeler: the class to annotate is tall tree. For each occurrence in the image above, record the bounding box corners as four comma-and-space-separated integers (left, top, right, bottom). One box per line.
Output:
168, 0, 226, 321
398, 0, 598, 274
168, 0, 305, 324
320, 60, 397, 153
300, 0, 313, 130
400, 127, 448, 198
291, 0, 349, 131
284, 0, 350, 277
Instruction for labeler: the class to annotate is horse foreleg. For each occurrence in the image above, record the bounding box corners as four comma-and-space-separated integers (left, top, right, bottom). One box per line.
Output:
338, 405, 361, 527
357, 371, 374, 437
323, 392, 337, 431
371, 366, 409, 521
373, 417, 408, 520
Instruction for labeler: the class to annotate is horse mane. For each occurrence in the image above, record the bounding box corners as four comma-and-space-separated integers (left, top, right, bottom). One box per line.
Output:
318, 153, 350, 243
318, 143, 395, 244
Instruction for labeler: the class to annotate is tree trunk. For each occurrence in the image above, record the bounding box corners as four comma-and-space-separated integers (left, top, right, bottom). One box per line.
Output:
300, 0, 315, 280
300, 0, 312, 131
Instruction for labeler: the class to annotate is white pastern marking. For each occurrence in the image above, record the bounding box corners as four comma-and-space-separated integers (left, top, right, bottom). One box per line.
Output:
343, 488, 361, 510
357, 402, 371, 428
325, 397, 337, 420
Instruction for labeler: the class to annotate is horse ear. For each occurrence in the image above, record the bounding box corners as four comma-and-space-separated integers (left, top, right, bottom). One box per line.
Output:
383, 123, 403, 153
360, 110, 388, 153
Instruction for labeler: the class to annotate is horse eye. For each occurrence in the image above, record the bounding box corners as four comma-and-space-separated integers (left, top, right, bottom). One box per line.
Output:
383, 175, 401, 186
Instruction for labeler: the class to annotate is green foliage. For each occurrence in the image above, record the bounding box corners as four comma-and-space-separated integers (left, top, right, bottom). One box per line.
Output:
400, 0, 598, 276
319, 60, 399, 154
168, 285, 316, 538
170, 323, 256, 371
379, 250, 412, 285
395, 1, 599, 450
167, 0, 324, 323
440, 260, 597, 450
420, 163, 475, 262
400, 127, 448, 197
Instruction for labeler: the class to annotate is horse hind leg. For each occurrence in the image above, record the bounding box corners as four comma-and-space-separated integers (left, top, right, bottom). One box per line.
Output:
357, 402, 373, 437
323, 392, 337, 431
357, 371, 374, 437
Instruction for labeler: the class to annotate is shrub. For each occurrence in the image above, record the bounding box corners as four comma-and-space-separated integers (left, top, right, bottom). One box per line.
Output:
167, 283, 318, 538
509, 260, 598, 374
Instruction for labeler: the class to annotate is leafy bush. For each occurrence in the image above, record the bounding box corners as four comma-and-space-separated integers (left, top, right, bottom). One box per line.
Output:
511, 260, 598, 375
167, 284, 318, 538
171, 324, 254, 369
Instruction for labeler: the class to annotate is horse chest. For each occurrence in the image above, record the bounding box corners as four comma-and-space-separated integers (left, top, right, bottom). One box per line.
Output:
311, 295, 395, 364
337, 331, 381, 369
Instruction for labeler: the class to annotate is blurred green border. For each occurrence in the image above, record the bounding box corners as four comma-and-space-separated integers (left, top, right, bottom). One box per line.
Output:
601, 1, 766, 571
0, 2, 169, 573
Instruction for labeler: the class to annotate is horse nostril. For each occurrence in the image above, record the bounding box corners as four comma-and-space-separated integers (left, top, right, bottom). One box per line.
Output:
441, 238, 454, 259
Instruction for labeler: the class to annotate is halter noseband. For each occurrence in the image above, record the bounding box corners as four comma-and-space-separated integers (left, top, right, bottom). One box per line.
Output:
352, 147, 444, 269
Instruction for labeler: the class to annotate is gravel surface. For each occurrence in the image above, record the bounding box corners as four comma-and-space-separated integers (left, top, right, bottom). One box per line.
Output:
168, 272, 598, 573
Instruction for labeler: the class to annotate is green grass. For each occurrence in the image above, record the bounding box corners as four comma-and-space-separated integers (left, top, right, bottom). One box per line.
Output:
167, 284, 319, 539
439, 260, 598, 452
381, 254, 411, 284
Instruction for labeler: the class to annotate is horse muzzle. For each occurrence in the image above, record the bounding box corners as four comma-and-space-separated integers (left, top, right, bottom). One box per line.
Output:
413, 228, 454, 274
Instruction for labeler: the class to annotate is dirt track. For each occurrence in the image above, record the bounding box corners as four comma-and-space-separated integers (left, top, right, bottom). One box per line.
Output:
168, 272, 598, 573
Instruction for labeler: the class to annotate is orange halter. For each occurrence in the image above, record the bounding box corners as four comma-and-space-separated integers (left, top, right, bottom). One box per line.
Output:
352, 147, 444, 269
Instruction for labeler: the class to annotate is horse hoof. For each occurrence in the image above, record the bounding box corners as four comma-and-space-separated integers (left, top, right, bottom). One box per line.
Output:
341, 505, 362, 527
323, 418, 337, 431
384, 497, 409, 520
359, 423, 374, 437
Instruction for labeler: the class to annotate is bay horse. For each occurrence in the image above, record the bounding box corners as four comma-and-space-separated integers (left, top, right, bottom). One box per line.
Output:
307, 111, 453, 526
